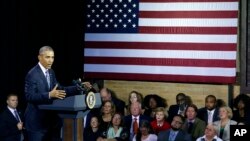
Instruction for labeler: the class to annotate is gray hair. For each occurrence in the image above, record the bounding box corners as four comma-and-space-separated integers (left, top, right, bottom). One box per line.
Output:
39, 46, 54, 55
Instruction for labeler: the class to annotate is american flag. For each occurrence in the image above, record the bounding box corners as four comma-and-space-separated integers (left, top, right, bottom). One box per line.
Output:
84, 0, 238, 83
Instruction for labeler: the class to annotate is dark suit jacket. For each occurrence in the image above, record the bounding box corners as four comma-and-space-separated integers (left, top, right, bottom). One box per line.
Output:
0, 107, 23, 141
24, 64, 79, 132
112, 97, 125, 115
167, 105, 180, 122
123, 114, 151, 134
197, 107, 220, 124
157, 129, 192, 141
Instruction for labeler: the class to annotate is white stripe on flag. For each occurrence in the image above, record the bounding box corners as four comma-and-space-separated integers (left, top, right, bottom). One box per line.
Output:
85, 33, 237, 43
139, 18, 238, 27
84, 64, 236, 77
84, 49, 236, 60
139, 2, 238, 11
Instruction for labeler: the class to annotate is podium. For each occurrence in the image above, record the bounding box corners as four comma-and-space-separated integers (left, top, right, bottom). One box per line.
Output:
38, 92, 101, 141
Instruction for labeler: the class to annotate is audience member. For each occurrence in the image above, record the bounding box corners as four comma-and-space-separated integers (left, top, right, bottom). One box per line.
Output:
124, 101, 151, 141
125, 91, 144, 116
133, 120, 157, 141
232, 93, 250, 125
197, 95, 220, 125
97, 113, 129, 141
143, 94, 167, 120
150, 107, 171, 135
182, 104, 206, 141
84, 116, 102, 141
213, 106, 237, 141
196, 124, 223, 141
100, 88, 125, 115
0, 93, 25, 141
158, 114, 192, 141
168, 93, 189, 122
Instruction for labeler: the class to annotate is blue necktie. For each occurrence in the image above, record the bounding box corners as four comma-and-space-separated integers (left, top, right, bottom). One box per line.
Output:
45, 70, 50, 89
14, 110, 20, 122
169, 131, 176, 141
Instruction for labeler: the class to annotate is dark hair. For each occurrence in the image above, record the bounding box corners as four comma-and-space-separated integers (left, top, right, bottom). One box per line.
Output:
205, 95, 217, 102
143, 94, 167, 109
110, 112, 124, 127
135, 120, 153, 141
185, 104, 198, 116
6, 93, 18, 100
176, 93, 186, 103
174, 114, 185, 123
233, 94, 250, 109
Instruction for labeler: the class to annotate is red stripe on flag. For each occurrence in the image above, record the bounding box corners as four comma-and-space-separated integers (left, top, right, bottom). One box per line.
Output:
139, 27, 237, 34
140, 11, 238, 18
84, 73, 236, 84
85, 57, 236, 68
85, 42, 236, 51
140, 0, 238, 2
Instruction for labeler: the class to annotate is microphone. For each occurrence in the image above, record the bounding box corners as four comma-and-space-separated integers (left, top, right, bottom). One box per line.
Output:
72, 79, 85, 93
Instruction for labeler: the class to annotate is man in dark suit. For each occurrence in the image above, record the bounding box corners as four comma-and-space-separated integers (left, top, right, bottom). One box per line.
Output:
123, 101, 151, 141
197, 95, 220, 125
158, 114, 192, 141
0, 93, 24, 141
24, 46, 91, 141
167, 93, 188, 123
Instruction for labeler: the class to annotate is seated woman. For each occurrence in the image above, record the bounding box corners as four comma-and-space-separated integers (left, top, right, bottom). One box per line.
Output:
232, 93, 250, 125
98, 100, 116, 132
97, 113, 129, 141
133, 120, 157, 141
143, 94, 167, 120
150, 107, 171, 135
125, 91, 144, 116
84, 116, 102, 141
213, 106, 237, 141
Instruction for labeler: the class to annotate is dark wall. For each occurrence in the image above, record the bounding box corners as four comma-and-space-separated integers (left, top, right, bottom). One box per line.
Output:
0, 0, 84, 111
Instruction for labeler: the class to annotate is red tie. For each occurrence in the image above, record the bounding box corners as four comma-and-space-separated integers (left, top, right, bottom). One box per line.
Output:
133, 118, 138, 134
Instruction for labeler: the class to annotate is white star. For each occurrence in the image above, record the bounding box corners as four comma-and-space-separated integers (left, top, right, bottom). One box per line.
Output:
114, 4, 118, 8
133, 4, 136, 8
105, 24, 109, 27
100, 9, 104, 13
123, 4, 127, 8
128, 9, 132, 13
132, 14, 136, 18
105, 14, 109, 18
87, 24, 91, 28
132, 24, 136, 28
101, 0, 104, 3
128, 19, 131, 23
96, 4, 100, 8
119, 0, 122, 3
123, 24, 127, 28
123, 14, 127, 18
87, 5, 91, 8
128, 0, 132, 2
105, 4, 109, 8
118, 19, 122, 23
91, 19, 95, 23
96, 14, 100, 18
87, 14, 91, 18
92, 0, 95, 3
92, 9, 95, 13
119, 9, 123, 13
110, 0, 113, 2
114, 24, 118, 28
96, 24, 100, 28
114, 14, 118, 18
100, 19, 104, 23
109, 19, 113, 23
109, 9, 113, 13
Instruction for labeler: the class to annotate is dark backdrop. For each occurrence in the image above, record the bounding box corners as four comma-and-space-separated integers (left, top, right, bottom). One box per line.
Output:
0, 0, 84, 111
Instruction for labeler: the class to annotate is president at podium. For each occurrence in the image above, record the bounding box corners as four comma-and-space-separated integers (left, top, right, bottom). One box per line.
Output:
24, 46, 91, 141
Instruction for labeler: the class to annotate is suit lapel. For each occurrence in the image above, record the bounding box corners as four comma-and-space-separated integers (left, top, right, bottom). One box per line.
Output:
36, 65, 50, 90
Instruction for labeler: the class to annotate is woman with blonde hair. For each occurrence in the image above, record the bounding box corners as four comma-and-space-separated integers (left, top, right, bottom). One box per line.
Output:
213, 106, 237, 141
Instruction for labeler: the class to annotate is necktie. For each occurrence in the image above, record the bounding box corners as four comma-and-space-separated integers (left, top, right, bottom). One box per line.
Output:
45, 70, 50, 89
169, 131, 176, 141
14, 110, 20, 122
133, 118, 138, 134
188, 122, 193, 133
208, 111, 212, 124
